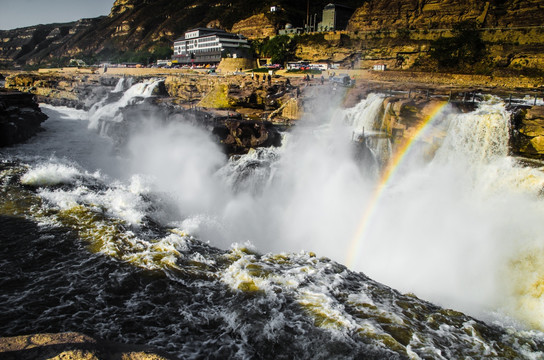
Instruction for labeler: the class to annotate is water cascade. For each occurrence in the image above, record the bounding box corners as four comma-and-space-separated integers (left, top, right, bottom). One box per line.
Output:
88, 78, 162, 133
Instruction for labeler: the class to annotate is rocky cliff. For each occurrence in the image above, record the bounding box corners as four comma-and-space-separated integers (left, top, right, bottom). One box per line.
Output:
230, 14, 277, 40
511, 106, 544, 159
340, 0, 544, 77
0, 89, 47, 147
347, 0, 544, 32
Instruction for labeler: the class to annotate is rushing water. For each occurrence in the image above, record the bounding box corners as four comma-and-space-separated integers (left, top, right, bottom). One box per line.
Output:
1, 80, 544, 358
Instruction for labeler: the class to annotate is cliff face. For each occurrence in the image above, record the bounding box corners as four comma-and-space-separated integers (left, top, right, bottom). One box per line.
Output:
347, 0, 544, 32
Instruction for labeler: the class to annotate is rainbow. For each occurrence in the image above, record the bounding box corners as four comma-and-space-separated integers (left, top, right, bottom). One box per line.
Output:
346, 100, 451, 268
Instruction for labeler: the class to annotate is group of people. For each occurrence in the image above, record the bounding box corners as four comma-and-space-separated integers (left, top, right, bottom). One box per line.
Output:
251, 72, 272, 85
303, 73, 326, 85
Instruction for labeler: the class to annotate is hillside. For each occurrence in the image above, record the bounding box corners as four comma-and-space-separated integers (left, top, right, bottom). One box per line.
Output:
0, 0, 361, 68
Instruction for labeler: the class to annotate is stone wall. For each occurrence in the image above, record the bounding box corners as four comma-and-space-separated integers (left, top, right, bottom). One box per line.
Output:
217, 58, 257, 73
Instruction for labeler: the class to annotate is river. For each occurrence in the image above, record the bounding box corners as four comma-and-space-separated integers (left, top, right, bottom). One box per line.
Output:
1, 79, 543, 358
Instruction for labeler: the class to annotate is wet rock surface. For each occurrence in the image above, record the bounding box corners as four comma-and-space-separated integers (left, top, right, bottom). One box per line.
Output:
0, 332, 171, 360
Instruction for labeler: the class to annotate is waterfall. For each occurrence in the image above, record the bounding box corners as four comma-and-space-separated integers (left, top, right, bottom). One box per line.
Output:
343, 93, 385, 135
88, 78, 163, 131
346, 97, 544, 329
111, 76, 134, 93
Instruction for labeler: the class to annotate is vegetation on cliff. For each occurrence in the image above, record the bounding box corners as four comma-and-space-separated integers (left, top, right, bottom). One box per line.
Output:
428, 21, 486, 70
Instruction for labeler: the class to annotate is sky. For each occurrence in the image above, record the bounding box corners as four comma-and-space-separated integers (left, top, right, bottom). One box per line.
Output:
0, 0, 115, 30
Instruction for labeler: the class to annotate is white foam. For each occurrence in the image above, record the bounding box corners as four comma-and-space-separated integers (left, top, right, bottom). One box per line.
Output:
21, 162, 82, 186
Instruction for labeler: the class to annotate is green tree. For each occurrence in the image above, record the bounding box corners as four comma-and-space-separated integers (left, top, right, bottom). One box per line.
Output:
429, 21, 485, 69
260, 35, 299, 65
151, 45, 173, 61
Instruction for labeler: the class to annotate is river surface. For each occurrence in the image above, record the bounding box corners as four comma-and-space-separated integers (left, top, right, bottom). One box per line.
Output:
1, 80, 544, 358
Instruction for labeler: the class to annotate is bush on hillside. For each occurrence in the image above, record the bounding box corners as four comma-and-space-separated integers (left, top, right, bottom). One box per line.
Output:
429, 21, 486, 69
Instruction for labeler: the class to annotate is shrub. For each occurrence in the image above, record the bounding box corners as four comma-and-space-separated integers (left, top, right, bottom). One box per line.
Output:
429, 20, 486, 69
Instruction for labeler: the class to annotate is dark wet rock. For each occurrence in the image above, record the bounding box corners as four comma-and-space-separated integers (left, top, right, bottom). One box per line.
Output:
213, 119, 282, 155
0, 89, 47, 147
0, 332, 172, 360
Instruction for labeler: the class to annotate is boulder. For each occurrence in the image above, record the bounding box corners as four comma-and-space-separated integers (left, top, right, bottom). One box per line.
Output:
213, 120, 282, 155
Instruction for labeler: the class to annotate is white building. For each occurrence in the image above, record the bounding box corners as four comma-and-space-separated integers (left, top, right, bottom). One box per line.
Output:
172, 28, 251, 65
